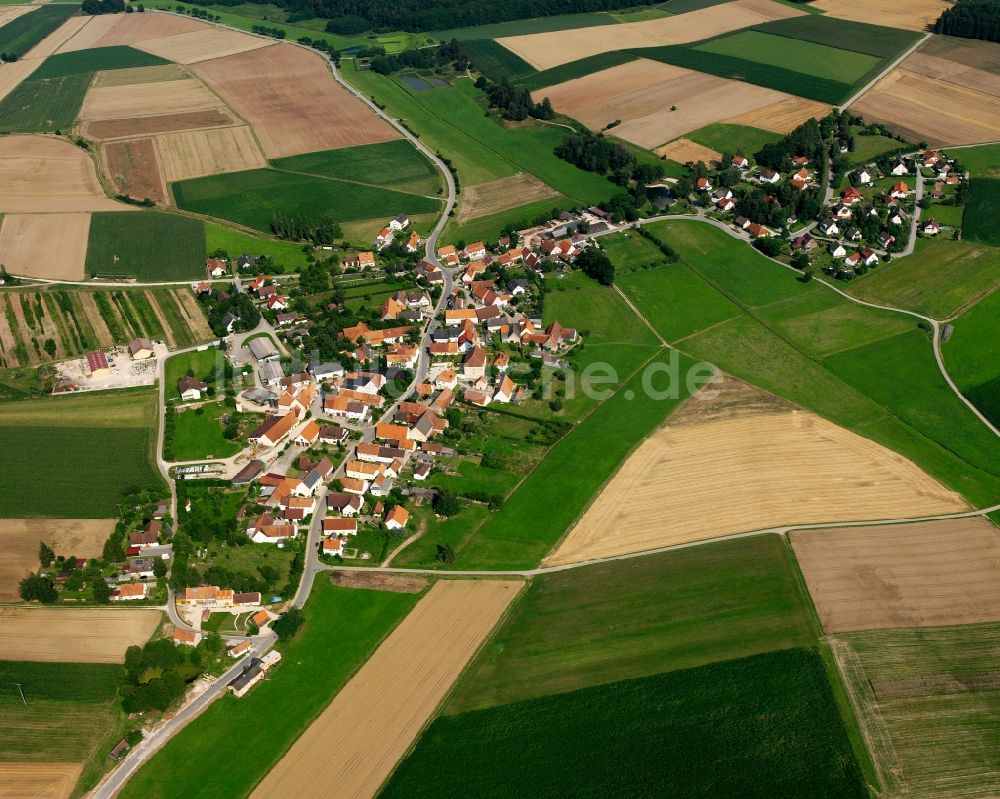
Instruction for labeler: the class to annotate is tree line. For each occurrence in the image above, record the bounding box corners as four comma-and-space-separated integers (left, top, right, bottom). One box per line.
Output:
934, 0, 1000, 42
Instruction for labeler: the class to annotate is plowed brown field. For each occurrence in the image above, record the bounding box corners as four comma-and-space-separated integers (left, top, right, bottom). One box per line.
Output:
0, 519, 114, 601
135, 26, 272, 64
0, 135, 125, 212
251, 580, 522, 799
103, 138, 167, 204
80, 77, 222, 121
458, 172, 559, 222
724, 96, 832, 134
792, 517, 1000, 632
193, 43, 400, 157
0, 607, 161, 663
811, 0, 949, 31
83, 108, 236, 140
545, 384, 966, 566
0, 763, 82, 799
155, 125, 266, 181
534, 58, 790, 149
499, 0, 804, 70
655, 137, 722, 164
0, 214, 90, 280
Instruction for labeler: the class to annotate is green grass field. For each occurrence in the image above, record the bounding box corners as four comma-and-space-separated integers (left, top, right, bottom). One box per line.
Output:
271, 139, 442, 196
844, 131, 907, 167
459, 38, 536, 81
119, 579, 421, 799
164, 349, 226, 400
170, 403, 242, 461
755, 14, 920, 58
953, 142, 1000, 177
944, 288, 1000, 427
0, 72, 91, 133
430, 11, 620, 41
846, 237, 1000, 318
836, 623, 1000, 799
518, 50, 639, 92
685, 122, 781, 158
695, 30, 880, 83
384, 648, 868, 799
0, 4, 76, 55
635, 221, 1000, 505
0, 661, 126, 796
172, 168, 441, 234
0, 389, 162, 517
204, 223, 313, 271
962, 178, 1000, 246
447, 534, 814, 713
86, 213, 206, 281
29, 46, 167, 79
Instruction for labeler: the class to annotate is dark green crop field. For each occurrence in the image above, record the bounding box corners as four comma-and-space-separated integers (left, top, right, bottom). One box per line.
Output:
962, 178, 1000, 246
459, 38, 536, 81
86, 212, 207, 281
0, 4, 76, 56
29, 46, 168, 79
0, 73, 91, 133
519, 50, 639, 91
384, 648, 869, 799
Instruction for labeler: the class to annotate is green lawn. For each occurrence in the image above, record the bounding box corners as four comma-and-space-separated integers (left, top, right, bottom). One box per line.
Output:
447, 534, 814, 713
952, 142, 1000, 177
204, 223, 313, 271
836, 623, 1000, 799
685, 122, 781, 159
844, 131, 907, 167
384, 648, 868, 799
164, 348, 226, 400
168, 401, 245, 462
0, 72, 91, 133
86, 213, 206, 281
172, 168, 441, 234
29, 46, 167, 79
846, 237, 1000, 318
0, 4, 76, 55
695, 31, 881, 83
0, 389, 162, 517
599, 230, 667, 271
270, 139, 443, 197
119, 578, 421, 799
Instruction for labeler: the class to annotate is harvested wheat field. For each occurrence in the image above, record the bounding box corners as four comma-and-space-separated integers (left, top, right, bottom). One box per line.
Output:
724, 96, 832, 134
88, 10, 204, 48
0, 214, 90, 280
655, 137, 722, 165
545, 378, 966, 566
169, 289, 213, 340
534, 58, 791, 149
103, 138, 167, 204
0, 763, 83, 799
21, 15, 91, 61
92, 63, 187, 89
135, 26, 272, 64
0, 607, 160, 663
251, 580, 522, 799
83, 108, 236, 140
0, 519, 114, 601
155, 125, 265, 181
0, 5, 36, 28
499, 0, 803, 70
811, 0, 949, 31
0, 135, 124, 212
194, 44, 400, 158
458, 173, 559, 222
80, 77, 223, 121
52, 12, 118, 52
792, 517, 1000, 633
0, 59, 38, 104
850, 69, 1000, 145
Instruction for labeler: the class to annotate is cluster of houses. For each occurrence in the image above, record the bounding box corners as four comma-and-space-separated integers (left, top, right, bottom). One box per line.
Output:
109, 504, 173, 600
374, 213, 421, 253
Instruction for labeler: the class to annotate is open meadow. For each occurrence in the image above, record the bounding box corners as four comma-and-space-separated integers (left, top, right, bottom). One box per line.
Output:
251, 580, 521, 799
944, 288, 1000, 427
119, 578, 421, 799
792, 517, 1000, 633
0, 607, 160, 663
834, 622, 1000, 799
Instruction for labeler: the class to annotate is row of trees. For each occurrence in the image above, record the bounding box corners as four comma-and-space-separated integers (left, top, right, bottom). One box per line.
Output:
270, 211, 343, 246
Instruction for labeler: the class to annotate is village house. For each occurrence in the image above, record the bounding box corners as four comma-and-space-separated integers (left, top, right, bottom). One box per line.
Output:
853, 168, 872, 186
731, 155, 749, 170
828, 242, 847, 259
178, 376, 207, 402
228, 640, 251, 659
923, 219, 942, 236
177, 585, 235, 606
890, 181, 910, 199
327, 492, 364, 516
130, 520, 161, 549
128, 338, 154, 360
111, 582, 148, 601
248, 410, 299, 448
343, 251, 376, 270
385, 505, 409, 531
206, 258, 227, 278
390, 213, 410, 231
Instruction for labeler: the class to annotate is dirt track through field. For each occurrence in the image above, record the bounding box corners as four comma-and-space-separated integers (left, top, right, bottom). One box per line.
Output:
0, 607, 161, 663
545, 379, 966, 566
499, 0, 804, 70
103, 138, 168, 205
535, 58, 791, 149
810, 0, 949, 31
0, 519, 114, 601
81, 78, 223, 121
458, 173, 560, 222
0, 214, 90, 281
655, 138, 722, 165
793, 517, 1000, 632
155, 125, 266, 181
724, 96, 832, 134
251, 580, 522, 799
0, 136, 124, 213
193, 43, 400, 158
0, 763, 82, 799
